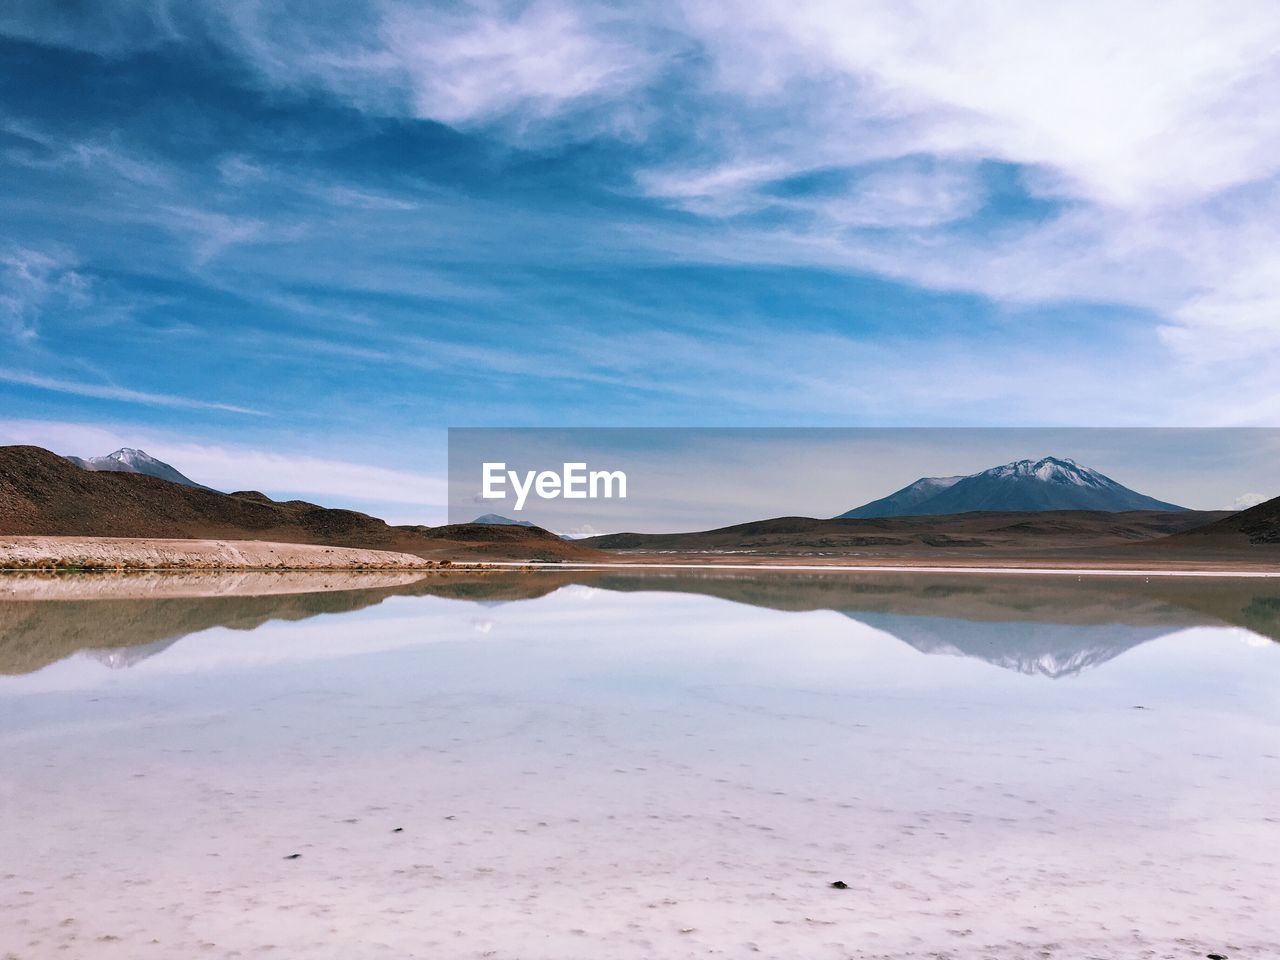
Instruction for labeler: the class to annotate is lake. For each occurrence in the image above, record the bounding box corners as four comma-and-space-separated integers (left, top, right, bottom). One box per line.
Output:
2, 569, 1277, 959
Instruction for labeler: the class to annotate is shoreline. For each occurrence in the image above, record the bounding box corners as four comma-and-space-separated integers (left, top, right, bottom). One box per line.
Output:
489, 559, 1280, 579
0, 563, 489, 572
0, 536, 463, 572
6, 560, 1275, 579
2, 535, 1275, 579
0, 568, 441, 601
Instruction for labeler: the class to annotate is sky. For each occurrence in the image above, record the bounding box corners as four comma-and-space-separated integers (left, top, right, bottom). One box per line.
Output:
2, 1, 1279, 523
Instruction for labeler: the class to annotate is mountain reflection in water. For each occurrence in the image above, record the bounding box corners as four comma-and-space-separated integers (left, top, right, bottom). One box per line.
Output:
2, 569, 1276, 676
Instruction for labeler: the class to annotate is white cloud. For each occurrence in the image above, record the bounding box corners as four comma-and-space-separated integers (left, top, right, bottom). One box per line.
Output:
680, 0, 1280, 208
816, 164, 983, 229
643, 0, 1280, 374
197, 0, 663, 140
1228, 492, 1269, 510
635, 161, 795, 217
380, 1, 656, 128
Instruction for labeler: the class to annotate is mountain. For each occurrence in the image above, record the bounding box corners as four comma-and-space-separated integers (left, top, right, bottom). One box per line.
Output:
472, 513, 536, 527
839, 457, 1186, 518
1, 445, 415, 545
840, 475, 964, 518
583, 509, 1220, 556
1203, 494, 1280, 544
0, 445, 601, 562
1158, 493, 1280, 548
65, 447, 211, 490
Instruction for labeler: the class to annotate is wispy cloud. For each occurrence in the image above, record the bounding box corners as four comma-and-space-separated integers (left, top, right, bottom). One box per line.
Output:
378, 1, 660, 130
2, 118, 172, 186
0, 369, 264, 416
158, 205, 274, 265
0, 246, 89, 341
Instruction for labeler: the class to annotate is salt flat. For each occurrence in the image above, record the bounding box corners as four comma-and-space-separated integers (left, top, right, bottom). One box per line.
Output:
1, 574, 1276, 959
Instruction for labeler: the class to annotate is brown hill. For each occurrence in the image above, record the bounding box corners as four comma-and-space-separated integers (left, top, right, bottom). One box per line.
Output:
1154, 494, 1280, 549
583, 509, 1226, 558
0, 445, 599, 562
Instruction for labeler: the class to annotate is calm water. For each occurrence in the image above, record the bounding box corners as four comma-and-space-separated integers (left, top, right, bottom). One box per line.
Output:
1, 570, 1278, 960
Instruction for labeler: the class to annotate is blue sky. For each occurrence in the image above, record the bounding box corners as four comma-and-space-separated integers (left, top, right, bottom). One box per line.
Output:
2, 1, 1279, 521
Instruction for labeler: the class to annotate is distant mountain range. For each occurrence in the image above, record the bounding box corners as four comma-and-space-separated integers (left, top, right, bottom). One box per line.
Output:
65, 447, 212, 490
839, 456, 1186, 518
473, 513, 536, 527
45, 449, 1207, 527
4, 443, 1274, 565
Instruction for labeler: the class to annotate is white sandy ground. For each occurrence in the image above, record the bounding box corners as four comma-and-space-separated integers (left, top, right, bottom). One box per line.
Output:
1, 585, 1277, 959
0, 537, 435, 570
499, 560, 1280, 578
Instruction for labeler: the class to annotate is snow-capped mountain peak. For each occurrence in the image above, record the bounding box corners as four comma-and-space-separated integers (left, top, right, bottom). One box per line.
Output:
65, 448, 211, 490
986, 456, 1107, 486
107, 448, 157, 467
838, 456, 1185, 518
